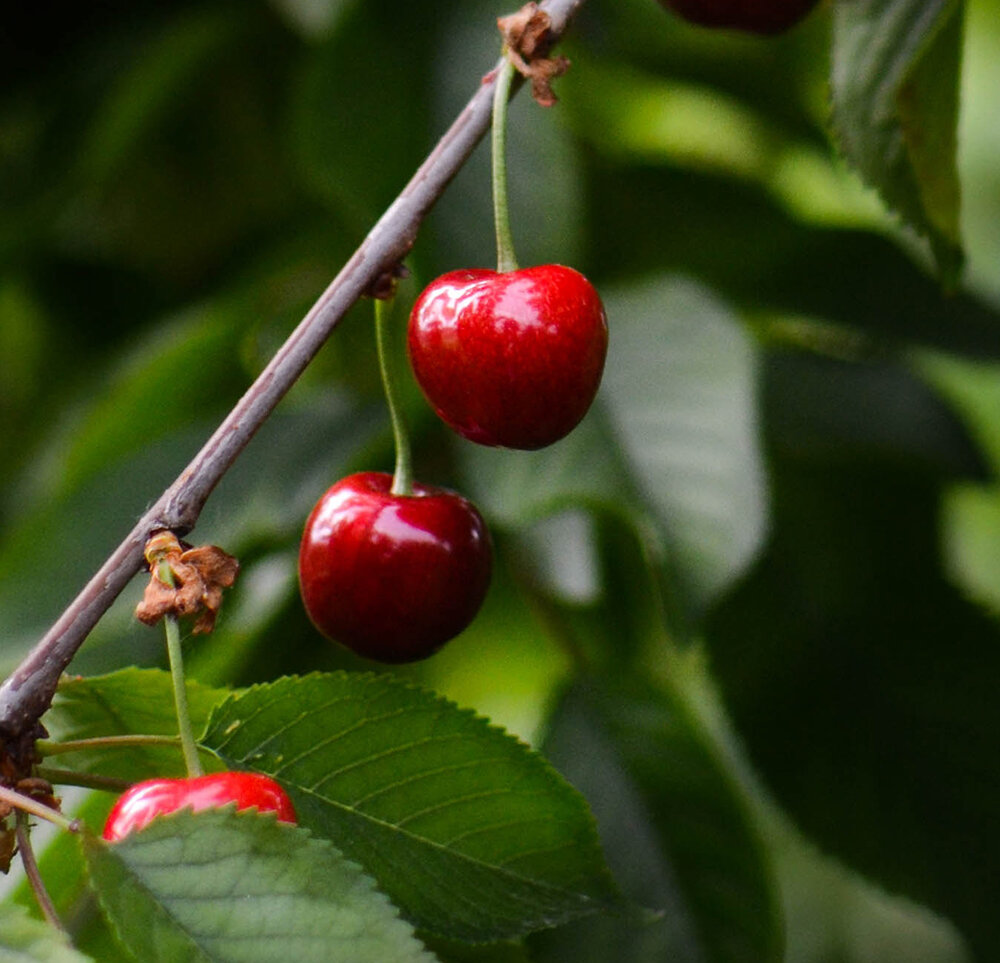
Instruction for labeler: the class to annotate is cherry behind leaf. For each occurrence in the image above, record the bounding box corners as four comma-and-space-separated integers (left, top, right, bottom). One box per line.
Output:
657, 0, 821, 34
407, 265, 608, 450
103, 772, 296, 841
298, 471, 492, 663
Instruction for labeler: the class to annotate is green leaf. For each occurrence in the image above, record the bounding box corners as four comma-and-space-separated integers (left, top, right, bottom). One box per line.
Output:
706, 440, 1000, 958
600, 277, 766, 618
455, 408, 636, 528
42, 669, 228, 781
765, 350, 988, 480
584, 165, 1000, 359
0, 902, 92, 963
82, 808, 435, 963
199, 673, 618, 941
534, 677, 781, 963
458, 277, 766, 625
830, 0, 964, 279
75, 9, 240, 186
289, 1, 431, 224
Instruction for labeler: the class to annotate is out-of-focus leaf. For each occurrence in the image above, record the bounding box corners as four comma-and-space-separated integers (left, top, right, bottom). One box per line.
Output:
0, 902, 92, 962
76, 9, 239, 185
919, 351, 1000, 615
586, 166, 1000, 358
53, 308, 247, 495
600, 277, 766, 617
270, 0, 358, 40
83, 809, 436, 963
42, 669, 227, 781
765, 350, 989, 480
535, 678, 781, 963
831, 0, 964, 280
941, 484, 1000, 616
455, 409, 636, 528
460, 276, 766, 623
290, 0, 431, 224
200, 673, 618, 941
706, 444, 1000, 959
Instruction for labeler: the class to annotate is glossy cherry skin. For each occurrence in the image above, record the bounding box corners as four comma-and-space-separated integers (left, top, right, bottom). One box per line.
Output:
102, 772, 296, 841
657, 0, 820, 34
298, 472, 492, 663
407, 265, 608, 450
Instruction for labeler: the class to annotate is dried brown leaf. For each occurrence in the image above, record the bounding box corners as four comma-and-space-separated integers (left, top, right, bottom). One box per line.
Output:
135, 532, 239, 634
498, 1, 570, 107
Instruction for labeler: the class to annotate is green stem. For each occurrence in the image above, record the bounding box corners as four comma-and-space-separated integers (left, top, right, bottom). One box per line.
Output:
37, 734, 181, 757
35, 767, 133, 794
0, 786, 76, 833
166, 616, 203, 778
157, 560, 203, 779
492, 57, 519, 274
375, 297, 413, 496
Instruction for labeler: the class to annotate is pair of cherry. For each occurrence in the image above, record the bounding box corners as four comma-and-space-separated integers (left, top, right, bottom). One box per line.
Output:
299, 264, 608, 664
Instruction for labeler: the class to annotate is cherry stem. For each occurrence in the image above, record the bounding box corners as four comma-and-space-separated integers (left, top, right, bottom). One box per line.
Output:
37, 733, 181, 756
375, 296, 414, 497
15, 811, 65, 933
157, 561, 204, 779
35, 767, 133, 793
492, 56, 519, 274
0, 785, 76, 833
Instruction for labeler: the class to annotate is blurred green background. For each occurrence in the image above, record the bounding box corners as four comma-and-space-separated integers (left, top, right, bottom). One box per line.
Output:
3, 0, 1000, 960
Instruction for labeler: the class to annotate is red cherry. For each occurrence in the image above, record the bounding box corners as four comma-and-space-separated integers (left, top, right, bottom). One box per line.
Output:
657, 0, 820, 33
102, 772, 296, 841
298, 471, 492, 663
407, 265, 608, 450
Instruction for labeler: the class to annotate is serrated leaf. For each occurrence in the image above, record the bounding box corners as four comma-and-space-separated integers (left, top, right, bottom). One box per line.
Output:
536, 678, 781, 963
0, 902, 93, 963
831, 0, 964, 279
199, 673, 618, 941
600, 277, 766, 618
43, 669, 228, 781
82, 808, 435, 963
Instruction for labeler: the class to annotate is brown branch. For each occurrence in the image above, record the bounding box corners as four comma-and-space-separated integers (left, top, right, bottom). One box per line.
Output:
0, 0, 586, 745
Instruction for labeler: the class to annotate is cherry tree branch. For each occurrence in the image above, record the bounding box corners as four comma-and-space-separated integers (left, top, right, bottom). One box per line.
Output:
0, 0, 586, 745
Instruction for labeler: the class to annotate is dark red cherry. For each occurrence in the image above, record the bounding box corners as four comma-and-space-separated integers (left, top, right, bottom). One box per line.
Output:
657, 0, 820, 34
407, 265, 608, 450
102, 772, 296, 841
298, 472, 492, 663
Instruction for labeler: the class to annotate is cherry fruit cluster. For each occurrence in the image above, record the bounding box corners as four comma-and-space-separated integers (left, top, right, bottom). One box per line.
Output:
298, 264, 608, 665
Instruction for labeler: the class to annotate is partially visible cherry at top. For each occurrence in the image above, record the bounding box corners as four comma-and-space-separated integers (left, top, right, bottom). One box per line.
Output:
102, 771, 296, 841
407, 265, 608, 451
656, 0, 821, 34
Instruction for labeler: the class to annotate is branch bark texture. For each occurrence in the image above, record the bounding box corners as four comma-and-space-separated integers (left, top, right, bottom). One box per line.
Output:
0, 0, 587, 744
